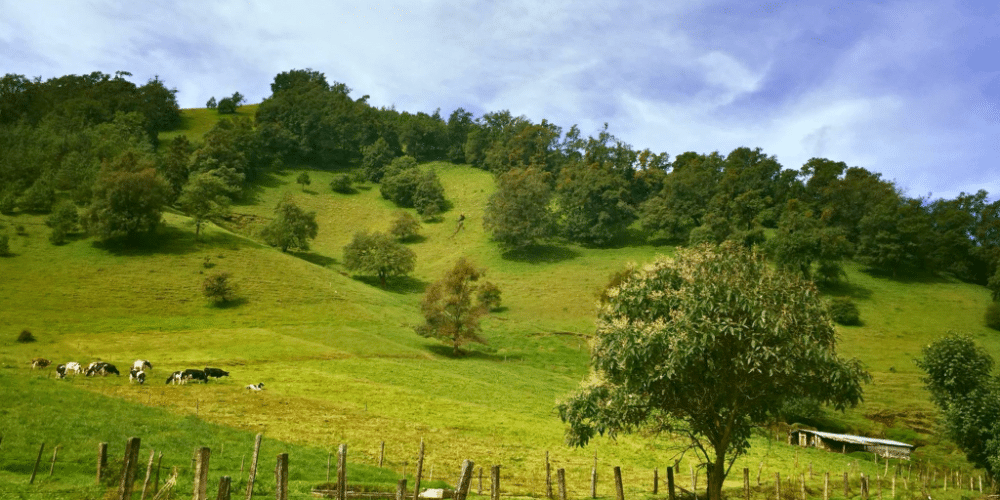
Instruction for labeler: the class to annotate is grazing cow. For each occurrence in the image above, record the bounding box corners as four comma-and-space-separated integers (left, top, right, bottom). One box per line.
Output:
245, 382, 265, 391
204, 367, 229, 379
31, 358, 51, 369
166, 371, 182, 384
181, 369, 208, 384
87, 362, 120, 377
132, 359, 153, 372
129, 368, 146, 384
57, 362, 83, 378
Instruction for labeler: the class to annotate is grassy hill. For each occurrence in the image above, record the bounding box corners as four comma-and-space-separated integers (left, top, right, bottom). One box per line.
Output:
1, 115, 997, 498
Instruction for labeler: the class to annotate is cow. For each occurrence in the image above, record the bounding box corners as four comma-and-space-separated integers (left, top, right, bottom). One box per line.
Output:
87, 362, 120, 377
132, 359, 153, 372
129, 368, 146, 384
180, 369, 208, 384
204, 367, 229, 379
166, 371, 182, 384
31, 357, 51, 369
245, 382, 265, 391
57, 362, 83, 378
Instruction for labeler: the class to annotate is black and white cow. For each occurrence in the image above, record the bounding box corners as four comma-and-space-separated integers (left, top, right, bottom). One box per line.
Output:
166, 371, 182, 384
132, 359, 153, 372
129, 368, 146, 384
86, 362, 120, 377
57, 362, 83, 378
245, 382, 265, 391
204, 367, 229, 379
181, 369, 208, 384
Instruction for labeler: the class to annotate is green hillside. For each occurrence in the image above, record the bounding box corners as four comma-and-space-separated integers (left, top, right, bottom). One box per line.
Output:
1, 113, 997, 499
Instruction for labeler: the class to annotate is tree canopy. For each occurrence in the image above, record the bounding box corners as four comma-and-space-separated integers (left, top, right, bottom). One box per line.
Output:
417, 257, 493, 355
342, 231, 416, 287
558, 243, 869, 500
260, 198, 319, 252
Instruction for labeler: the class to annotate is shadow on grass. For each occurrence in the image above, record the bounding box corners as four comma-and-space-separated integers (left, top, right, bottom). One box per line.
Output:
818, 281, 874, 301
399, 234, 427, 244
423, 342, 525, 362
862, 267, 950, 284
238, 171, 288, 206
208, 297, 250, 309
502, 244, 579, 264
290, 250, 337, 268
353, 275, 429, 294
93, 226, 250, 257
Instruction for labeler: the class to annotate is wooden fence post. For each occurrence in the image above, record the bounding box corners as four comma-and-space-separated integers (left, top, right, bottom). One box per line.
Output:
824, 472, 830, 500
380, 441, 385, 468
757, 462, 764, 487
491, 465, 501, 500
775, 472, 781, 500
479, 467, 484, 495
29, 442, 44, 484
193, 447, 211, 500
744, 468, 750, 500
691, 464, 697, 493
328, 452, 332, 483
844, 472, 849, 498
456, 459, 475, 500
140, 449, 156, 500
558, 468, 567, 500
118, 437, 141, 500
667, 466, 675, 500
614, 466, 624, 500
591, 457, 597, 499
275, 453, 289, 500
48, 445, 59, 476
800, 473, 806, 500
245, 433, 263, 500
546, 452, 553, 499
218, 476, 232, 500
397, 479, 408, 500
97, 442, 108, 485
338, 444, 348, 500
654, 468, 659, 495
154, 452, 162, 494
413, 440, 424, 500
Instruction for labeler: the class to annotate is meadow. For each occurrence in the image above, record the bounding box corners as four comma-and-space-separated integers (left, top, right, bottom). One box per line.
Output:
0, 107, 997, 498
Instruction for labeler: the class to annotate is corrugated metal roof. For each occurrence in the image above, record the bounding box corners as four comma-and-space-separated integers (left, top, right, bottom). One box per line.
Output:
798, 429, 914, 449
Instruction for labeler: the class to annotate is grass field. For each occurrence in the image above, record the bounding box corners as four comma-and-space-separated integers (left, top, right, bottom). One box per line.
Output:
1, 137, 997, 498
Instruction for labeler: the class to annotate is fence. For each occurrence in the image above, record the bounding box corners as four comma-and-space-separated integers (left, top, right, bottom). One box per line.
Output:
0, 433, 996, 500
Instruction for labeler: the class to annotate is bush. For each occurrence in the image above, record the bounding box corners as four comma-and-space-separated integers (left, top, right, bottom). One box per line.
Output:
17, 329, 35, 343
330, 174, 353, 194
986, 302, 1000, 331
202, 272, 237, 304
0, 234, 9, 256
478, 281, 502, 311
829, 297, 861, 326
389, 212, 420, 242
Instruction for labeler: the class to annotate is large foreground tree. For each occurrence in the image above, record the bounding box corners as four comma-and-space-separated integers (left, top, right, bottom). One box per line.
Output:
558, 243, 869, 500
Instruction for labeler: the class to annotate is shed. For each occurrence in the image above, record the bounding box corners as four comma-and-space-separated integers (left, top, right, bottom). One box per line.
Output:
788, 429, 915, 460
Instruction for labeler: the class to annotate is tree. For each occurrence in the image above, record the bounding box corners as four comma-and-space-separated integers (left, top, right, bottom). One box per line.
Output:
483, 167, 554, 249
206, 96, 217, 109
765, 199, 851, 282
296, 172, 311, 191
202, 272, 237, 305
361, 137, 396, 182
640, 151, 723, 242
558, 243, 869, 500
389, 211, 421, 242
177, 170, 235, 238
260, 198, 318, 252
556, 161, 636, 246
46, 201, 79, 245
342, 231, 416, 287
83, 149, 171, 242
329, 173, 352, 194
413, 169, 447, 219
916, 335, 1000, 480
417, 257, 492, 355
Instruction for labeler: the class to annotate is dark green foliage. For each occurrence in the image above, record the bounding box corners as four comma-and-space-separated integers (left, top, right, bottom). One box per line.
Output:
46, 201, 79, 245
216, 92, 244, 115
397, 110, 448, 162
557, 161, 636, 246
206, 96, 217, 109
296, 172, 311, 191
856, 195, 931, 276
389, 211, 420, 242
329, 173, 353, 194
0, 234, 9, 256
766, 199, 852, 282
379, 157, 420, 206
986, 302, 1000, 331
18, 178, 55, 213
559, 243, 869, 500
16, 329, 35, 343
260, 198, 318, 252
202, 272, 237, 304
640, 151, 723, 242
342, 231, 416, 287
417, 257, 491, 355
157, 135, 193, 200
477, 281, 502, 312
483, 167, 554, 249
829, 297, 861, 326
413, 169, 447, 219
177, 171, 235, 238
361, 137, 397, 182
446, 108, 474, 163
777, 397, 824, 426
82, 149, 171, 242
916, 335, 1000, 480
0, 190, 16, 214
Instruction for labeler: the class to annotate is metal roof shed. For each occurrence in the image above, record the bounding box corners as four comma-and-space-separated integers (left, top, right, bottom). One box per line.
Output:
788, 429, 915, 460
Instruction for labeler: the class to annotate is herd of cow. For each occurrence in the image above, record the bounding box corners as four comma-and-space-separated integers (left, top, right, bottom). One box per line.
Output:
30, 357, 265, 390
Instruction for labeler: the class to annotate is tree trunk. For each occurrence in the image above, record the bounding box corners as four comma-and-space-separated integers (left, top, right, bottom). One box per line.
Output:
707, 454, 727, 500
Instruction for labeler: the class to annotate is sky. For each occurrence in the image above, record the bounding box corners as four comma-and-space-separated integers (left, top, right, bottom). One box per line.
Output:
2, 0, 998, 201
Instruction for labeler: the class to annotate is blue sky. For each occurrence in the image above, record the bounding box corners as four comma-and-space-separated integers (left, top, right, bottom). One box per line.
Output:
2, 0, 998, 200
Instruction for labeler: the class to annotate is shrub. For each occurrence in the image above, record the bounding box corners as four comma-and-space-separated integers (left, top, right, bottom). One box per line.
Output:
16, 329, 35, 343
985, 302, 1000, 331
478, 281, 502, 311
202, 272, 237, 305
15, 225, 26, 236
0, 234, 9, 256
330, 174, 353, 194
829, 297, 861, 326
389, 212, 420, 242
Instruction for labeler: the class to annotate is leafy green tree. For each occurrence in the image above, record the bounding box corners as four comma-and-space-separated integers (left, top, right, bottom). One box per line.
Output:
856, 195, 931, 276
916, 335, 1000, 480
413, 169, 447, 220
18, 177, 56, 213
361, 137, 397, 182
177, 170, 235, 238
766, 199, 852, 282
558, 243, 869, 500
260, 198, 318, 252
556, 161, 636, 246
202, 272, 238, 305
329, 173, 353, 194
483, 167, 554, 249
640, 151, 723, 242
397, 110, 448, 161
342, 231, 416, 287
389, 211, 421, 242
296, 172, 311, 191
477, 281, 502, 312
446, 108, 474, 163
0, 234, 10, 256
380, 156, 421, 206
416, 257, 492, 355
157, 135, 193, 200
46, 201, 79, 245
206, 97, 217, 109
82, 149, 171, 242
